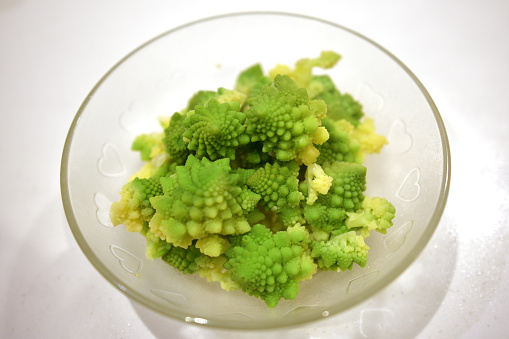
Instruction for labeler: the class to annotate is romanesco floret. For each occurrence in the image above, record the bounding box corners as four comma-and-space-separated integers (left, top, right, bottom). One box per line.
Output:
182, 99, 250, 160
246, 160, 302, 211
223, 224, 317, 308
131, 132, 165, 161
161, 242, 213, 274
231, 141, 272, 169
308, 75, 364, 126
186, 87, 247, 111
235, 64, 271, 100
352, 117, 389, 161
141, 223, 173, 259
346, 196, 396, 237
302, 161, 367, 235
163, 112, 193, 165
315, 117, 362, 166
245, 74, 328, 164
148, 155, 259, 248
269, 51, 341, 88
304, 163, 333, 205
310, 231, 369, 271
110, 176, 164, 232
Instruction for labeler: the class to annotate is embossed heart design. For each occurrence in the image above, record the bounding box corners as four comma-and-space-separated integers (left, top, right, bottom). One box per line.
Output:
97, 143, 125, 177
357, 83, 384, 111
151, 289, 189, 308
384, 220, 413, 252
396, 168, 421, 202
386, 120, 413, 154
94, 193, 113, 227
346, 270, 380, 293
110, 245, 143, 274
119, 100, 159, 135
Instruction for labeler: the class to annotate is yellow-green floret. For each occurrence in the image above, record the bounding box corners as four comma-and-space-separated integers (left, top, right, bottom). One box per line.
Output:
345, 196, 396, 238
110, 176, 164, 233
223, 224, 317, 308
310, 231, 369, 271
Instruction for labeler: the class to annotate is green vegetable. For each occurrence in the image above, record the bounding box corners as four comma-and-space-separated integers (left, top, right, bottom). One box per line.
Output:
183, 99, 250, 160
224, 224, 316, 308
308, 75, 364, 126
310, 231, 369, 271
245, 74, 328, 165
110, 51, 396, 308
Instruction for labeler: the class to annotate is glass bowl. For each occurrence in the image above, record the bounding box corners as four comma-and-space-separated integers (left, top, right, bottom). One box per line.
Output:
60, 12, 450, 330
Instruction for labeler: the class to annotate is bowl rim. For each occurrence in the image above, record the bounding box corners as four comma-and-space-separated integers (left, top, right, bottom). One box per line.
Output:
60, 11, 451, 330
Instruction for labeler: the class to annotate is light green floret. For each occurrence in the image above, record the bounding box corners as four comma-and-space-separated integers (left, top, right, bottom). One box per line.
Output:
148, 155, 260, 248
110, 176, 164, 233
183, 99, 250, 160
345, 196, 396, 238
315, 117, 362, 166
269, 51, 341, 89
245, 74, 328, 164
131, 132, 164, 161
302, 161, 367, 236
310, 231, 369, 271
223, 224, 317, 308
186, 87, 247, 111
163, 112, 193, 166
141, 223, 173, 259
308, 75, 364, 126
235, 64, 271, 101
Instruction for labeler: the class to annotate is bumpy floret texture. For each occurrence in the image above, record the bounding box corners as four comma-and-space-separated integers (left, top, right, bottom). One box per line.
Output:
224, 224, 316, 308
315, 117, 362, 166
245, 75, 328, 164
246, 161, 302, 211
235, 64, 271, 101
308, 75, 364, 126
310, 231, 369, 271
183, 99, 250, 160
163, 112, 192, 165
110, 176, 164, 232
148, 155, 260, 248
346, 196, 396, 238
303, 161, 367, 234
131, 132, 165, 161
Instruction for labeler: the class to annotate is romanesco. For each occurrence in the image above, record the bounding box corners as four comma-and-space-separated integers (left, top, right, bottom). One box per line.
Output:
245, 74, 328, 164
110, 51, 396, 308
148, 155, 259, 248
310, 231, 369, 271
224, 224, 316, 308
183, 99, 250, 160
302, 161, 367, 235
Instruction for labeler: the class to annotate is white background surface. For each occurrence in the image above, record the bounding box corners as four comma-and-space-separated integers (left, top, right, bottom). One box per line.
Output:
1, 1, 508, 338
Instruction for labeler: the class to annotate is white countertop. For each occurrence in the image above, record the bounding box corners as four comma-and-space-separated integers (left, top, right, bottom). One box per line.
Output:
1, 1, 508, 338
